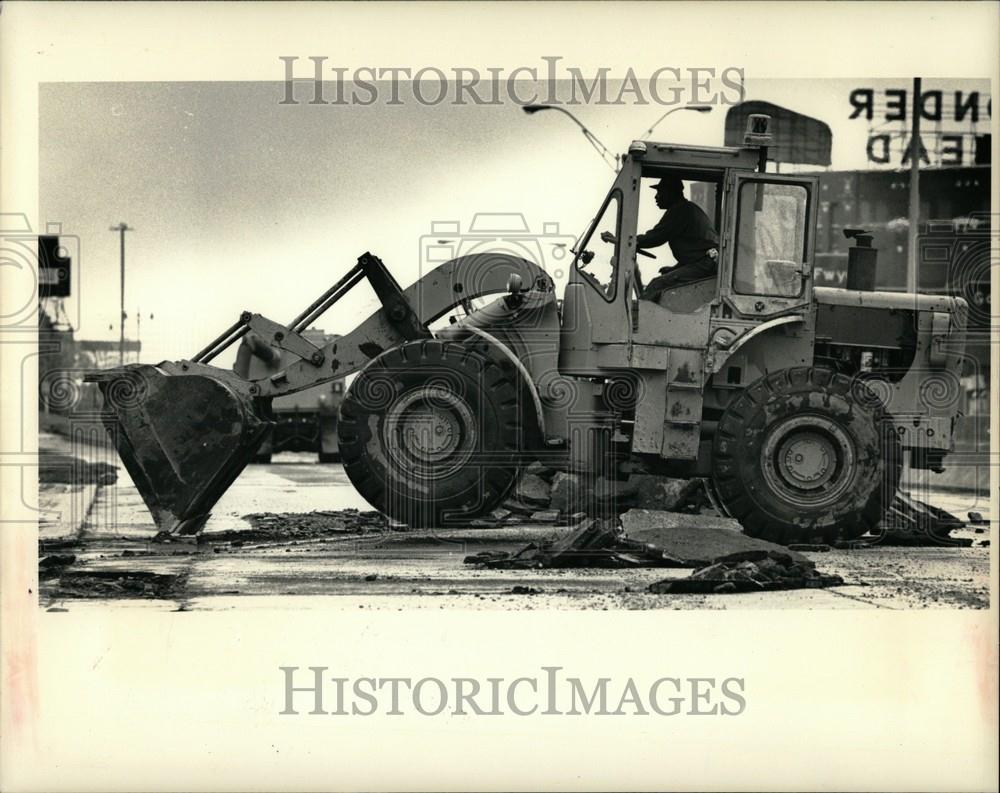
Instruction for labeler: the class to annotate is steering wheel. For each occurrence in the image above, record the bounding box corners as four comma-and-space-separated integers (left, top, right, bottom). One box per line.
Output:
601, 231, 656, 259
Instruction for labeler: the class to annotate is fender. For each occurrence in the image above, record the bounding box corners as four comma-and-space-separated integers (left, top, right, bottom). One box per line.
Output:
708, 315, 804, 374
458, 325, 547, 440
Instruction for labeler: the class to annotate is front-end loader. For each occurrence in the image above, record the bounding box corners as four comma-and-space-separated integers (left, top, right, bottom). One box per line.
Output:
88, 115, 968, 544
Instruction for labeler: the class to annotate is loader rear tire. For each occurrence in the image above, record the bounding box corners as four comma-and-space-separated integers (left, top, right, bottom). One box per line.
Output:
337, 339, 524, 528
712, 367, 902, 545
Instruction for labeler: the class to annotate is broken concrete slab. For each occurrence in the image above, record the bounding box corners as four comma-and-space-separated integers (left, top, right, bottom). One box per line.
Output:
524, 461, 557, 482
620, 509, 809, 566
621, 508, 742, 534
548, 471, 581, 513
502, 498, 541, 515
530, 510, 560, 523
514, 472, 552, 507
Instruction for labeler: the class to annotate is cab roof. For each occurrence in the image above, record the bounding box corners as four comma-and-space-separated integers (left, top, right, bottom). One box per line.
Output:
627, 139, 761, 176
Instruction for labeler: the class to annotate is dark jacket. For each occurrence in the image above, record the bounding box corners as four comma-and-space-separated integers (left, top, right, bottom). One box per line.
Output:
636, 198, 719, 265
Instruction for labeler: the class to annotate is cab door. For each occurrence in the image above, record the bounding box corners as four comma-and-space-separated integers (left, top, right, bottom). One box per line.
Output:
719, 172, 818, 319
559, 161, 640, 375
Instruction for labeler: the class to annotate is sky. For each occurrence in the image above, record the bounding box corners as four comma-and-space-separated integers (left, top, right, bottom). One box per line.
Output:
39, 77, 990, 365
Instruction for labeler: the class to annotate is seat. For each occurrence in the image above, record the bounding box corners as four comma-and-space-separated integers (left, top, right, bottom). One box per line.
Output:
654, 276, 717, 313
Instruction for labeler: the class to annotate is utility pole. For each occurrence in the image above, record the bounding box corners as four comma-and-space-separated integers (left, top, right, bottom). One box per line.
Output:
906, 78, 921, 293
110, 222, 133, 364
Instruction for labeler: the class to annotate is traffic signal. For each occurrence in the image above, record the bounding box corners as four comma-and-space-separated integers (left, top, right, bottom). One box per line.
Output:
38, 235, 71, 298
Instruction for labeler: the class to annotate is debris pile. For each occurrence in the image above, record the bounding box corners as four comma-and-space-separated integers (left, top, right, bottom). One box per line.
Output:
464, 518, 686, 569
55, 570, 187, 599
873, 493, 972, 547
38, 554, 77, 580
649, 550, 845, 594
496, 466, 975, 550
466, 508, 846, 594
495, 463, 712, 524
187, 509, 389, 544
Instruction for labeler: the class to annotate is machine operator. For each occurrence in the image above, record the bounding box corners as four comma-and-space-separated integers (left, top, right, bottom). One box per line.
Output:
602, 175, 719, 302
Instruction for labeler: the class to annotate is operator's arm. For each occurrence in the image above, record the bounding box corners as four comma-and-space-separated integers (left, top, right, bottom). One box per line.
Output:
636, 208, 683, 250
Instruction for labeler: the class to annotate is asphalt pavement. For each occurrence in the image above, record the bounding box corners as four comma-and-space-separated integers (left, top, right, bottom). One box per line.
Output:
37, 436, 992, 611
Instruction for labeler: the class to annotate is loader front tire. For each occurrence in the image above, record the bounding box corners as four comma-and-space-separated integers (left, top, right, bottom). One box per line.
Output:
712, 367, 902, 545
337, 339, 524, 528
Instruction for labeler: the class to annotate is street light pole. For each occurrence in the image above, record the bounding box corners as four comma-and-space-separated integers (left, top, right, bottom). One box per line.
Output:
522, 105, 618, 171
906, 78, 921, 293
110, 222, 133, 364
640, 104, 713, 140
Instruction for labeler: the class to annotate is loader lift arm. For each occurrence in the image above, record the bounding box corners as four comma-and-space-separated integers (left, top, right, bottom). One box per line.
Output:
253, 252, 552, 398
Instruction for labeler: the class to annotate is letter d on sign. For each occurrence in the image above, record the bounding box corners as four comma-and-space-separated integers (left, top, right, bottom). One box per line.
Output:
867, 134, 890, 164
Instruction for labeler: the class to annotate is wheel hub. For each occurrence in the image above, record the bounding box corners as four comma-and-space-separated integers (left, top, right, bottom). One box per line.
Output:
779, 432, 837, 489
761, 415, 855, 507
401, 404, 461, 461
384, 386, 476, 478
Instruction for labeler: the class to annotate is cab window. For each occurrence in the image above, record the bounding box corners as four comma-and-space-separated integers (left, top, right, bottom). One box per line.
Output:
733, 181, 809, 297
574, 192, 621, 299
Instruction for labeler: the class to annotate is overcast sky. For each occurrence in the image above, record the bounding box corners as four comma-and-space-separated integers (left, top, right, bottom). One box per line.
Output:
40, 77, 989, 365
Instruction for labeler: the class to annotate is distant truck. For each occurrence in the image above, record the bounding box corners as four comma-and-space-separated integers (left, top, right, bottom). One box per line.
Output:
233, 328, 343, 463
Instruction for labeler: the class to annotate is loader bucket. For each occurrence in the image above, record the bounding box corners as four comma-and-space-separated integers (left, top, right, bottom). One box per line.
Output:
89, 365, 271, 535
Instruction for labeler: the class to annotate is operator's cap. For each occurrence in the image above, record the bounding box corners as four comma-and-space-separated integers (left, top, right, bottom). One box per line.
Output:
649, 175, 684, 192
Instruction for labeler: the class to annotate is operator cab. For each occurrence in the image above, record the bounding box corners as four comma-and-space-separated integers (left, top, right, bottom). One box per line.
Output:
572, 162, 728, 313
570, 116, 815, 320
561, 115, 819, 377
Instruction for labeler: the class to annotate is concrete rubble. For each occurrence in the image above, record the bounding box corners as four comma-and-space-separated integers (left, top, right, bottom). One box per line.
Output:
491, 465, 715, 528
464, 518, 688, 569
649, 550, 845, 594
494, 465, 973, 549
55, 570, 187, 599
464, 508, 818, 576
191, 509, 389, 544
